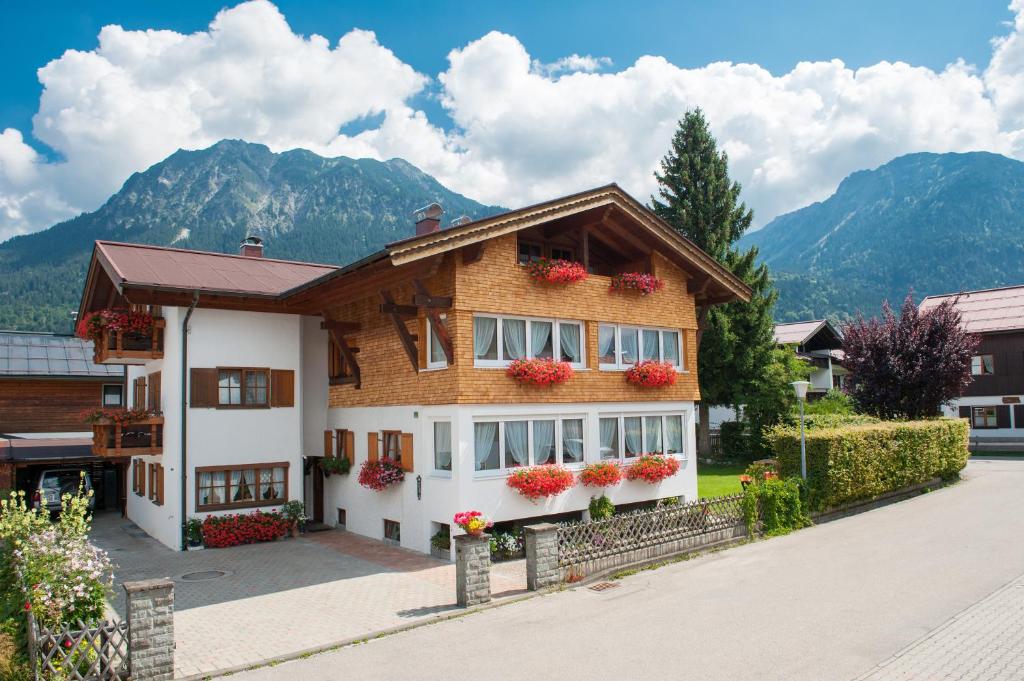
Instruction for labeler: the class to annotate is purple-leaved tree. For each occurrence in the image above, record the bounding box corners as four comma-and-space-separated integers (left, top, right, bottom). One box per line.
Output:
842, 294, 978, 419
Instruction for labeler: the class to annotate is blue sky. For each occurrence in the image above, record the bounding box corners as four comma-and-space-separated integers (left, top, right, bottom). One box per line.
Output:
1, 0, 1021, 241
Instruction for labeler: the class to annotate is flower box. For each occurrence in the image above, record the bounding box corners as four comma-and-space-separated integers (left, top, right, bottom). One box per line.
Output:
506, 465, 575, 500
624, 454, 680, 484
201, 511, 290, 548
83, 409, 164, 457
506, 358, 574, 386
526, 258, 588, 285
357, 460, 404, 491
579, 461, 623, 487
625, 361, 678, 388
77, 309, 165, 364
610, 272, 664, 295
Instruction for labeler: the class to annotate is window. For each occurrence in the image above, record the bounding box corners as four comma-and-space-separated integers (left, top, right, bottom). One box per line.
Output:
382, 431, 402, 464
599, 413, 687, 462
518, 241, 543, 264
972, 406, 999, 429
598, 324, 683, 370
337, 508, 346, 528
132, 459, 145, 496
102, 384, 124, 407
473, 315, 585, 367
217, 368, 270, 407
550, 247, 574, 261
426, 318, 449, 369
433, 421, 452, 472
148, 463, 164, 506
971, 354, 995, 376
195, 463, 288, 511
383, 519, 401, 544
474, 416, 586, 473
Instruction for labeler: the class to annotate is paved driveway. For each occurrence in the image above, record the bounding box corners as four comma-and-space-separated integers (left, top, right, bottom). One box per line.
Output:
90, 517, 525, 679
234, 458, 1024, 681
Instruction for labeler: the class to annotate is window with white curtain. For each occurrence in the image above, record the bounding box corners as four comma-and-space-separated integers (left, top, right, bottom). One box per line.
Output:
599, 413, 688, 461
473, 416, 587, 473
598, 324, 683, 370
473, 315, 585, 368
426, 319, 449, 369
433, 421, 452, 472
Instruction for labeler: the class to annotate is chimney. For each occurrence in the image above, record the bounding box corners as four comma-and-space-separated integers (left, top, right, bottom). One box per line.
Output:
240, 235, 264, 258
414, 203, 444, 236
450, 215, 472, 227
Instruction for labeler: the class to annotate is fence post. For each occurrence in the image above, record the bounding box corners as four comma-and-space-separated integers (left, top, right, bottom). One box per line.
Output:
525, 523, 560, 590
124, 578, 175, 681
454, 533, 491, 607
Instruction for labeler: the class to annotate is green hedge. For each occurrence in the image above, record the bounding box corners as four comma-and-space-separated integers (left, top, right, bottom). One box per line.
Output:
768, 419, 969, 511
719, 421, 747, 459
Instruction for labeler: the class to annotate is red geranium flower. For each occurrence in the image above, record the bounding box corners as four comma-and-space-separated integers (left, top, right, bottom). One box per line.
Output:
624, 361, 678, 388
506, 465, 575, 500
579, 461, 623, 487
610, 272, 665, 296
526, 258, 588, 285
624, 454, 680, 484
506, 358, 574, 386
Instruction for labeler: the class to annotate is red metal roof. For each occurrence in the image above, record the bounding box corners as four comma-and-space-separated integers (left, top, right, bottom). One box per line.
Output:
920, 285, 1024, 334
96, 241, 337, 297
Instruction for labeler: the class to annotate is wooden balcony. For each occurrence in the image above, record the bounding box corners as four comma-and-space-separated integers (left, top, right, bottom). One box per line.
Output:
93, 319, 166, 364
91, 417, 164, 457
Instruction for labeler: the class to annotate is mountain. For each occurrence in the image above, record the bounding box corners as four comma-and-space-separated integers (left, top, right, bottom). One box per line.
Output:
0, 140, 503, 332
740, 151, 1024, 322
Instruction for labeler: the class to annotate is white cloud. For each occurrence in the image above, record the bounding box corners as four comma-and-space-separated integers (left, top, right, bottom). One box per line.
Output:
2, 0, 1024, 241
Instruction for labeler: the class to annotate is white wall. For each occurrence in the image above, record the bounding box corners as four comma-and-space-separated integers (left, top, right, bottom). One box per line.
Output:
323, 400, 697, 555
942, 395, 1024, 440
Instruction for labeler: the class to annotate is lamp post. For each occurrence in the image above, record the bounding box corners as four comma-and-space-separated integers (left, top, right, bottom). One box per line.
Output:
791, 381, 810, 480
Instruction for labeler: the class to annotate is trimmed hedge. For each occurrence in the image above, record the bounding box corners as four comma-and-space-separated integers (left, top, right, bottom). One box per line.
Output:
768, 419, 969, 511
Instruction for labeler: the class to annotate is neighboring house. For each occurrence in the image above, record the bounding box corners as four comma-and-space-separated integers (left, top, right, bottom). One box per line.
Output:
76, 184, 749, 553
705, 319, 846, 429
922, 285, 1024, 442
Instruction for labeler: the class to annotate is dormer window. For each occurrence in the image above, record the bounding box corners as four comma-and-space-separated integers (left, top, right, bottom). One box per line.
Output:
518, 241, 543, 264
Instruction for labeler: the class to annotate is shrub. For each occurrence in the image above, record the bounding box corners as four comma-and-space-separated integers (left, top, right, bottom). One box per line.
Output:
579, 461, 622, 487
803, 389, 855, 416
0, 627, 30, 681
767, 419, 969, 511
624, 454, 680, 484
506, 358, 574, 386
430, 530, 450, 551
799, 413, 880, 430
719, 420, 748, 459
357, 460, 405, 491
624, 361, 677, 388
742, 476, 808, 536
609, 272, 665, 295
489, 530, 524, 561
588, 494, 615, 520
506, 465, 575, 500
201, 511, 290, 548
526, 258, 588, 285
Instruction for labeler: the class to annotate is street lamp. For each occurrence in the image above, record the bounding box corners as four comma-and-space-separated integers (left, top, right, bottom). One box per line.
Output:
791, 381, 811, 480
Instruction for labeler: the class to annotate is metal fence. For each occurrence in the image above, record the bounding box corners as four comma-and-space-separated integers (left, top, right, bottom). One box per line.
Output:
28, 614, 130, 681
557, 493, 747, 569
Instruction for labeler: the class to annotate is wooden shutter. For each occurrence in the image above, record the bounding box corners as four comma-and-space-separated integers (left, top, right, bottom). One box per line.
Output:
147, 371, 162, 412
997, 405, 1011, 429
190, 368, 219, 408
958, 406, 971, 419
1015, 405, 1024, 429
155, 465, 165, 505
344, 430, 355, 465
133, 377, 147, 409
139, 460, 146, 497
271, 369, 295, 407
400, 433, 414, 472
323, 430, 333, 458
148, 464, 156, 501
367, 432, 379, 463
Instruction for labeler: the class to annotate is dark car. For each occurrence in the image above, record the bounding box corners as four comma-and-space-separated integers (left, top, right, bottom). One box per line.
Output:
32, 469, 95, 514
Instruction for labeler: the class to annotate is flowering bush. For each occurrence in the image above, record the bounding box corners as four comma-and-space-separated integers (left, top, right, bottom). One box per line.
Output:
453, 510, 493, 536
75, 309, 154, 342
526, 258, 588, 285
624, 361, 678, 388
506, 358, 574, 386
357, 460, 405, 491
489, 530, 524, 561
610, 272, 665, 295
578, 461, 623, 487
624, 454, 680, 484
200, 511, 290, 548
80, 407, 159, 425
506, 465, 575, 500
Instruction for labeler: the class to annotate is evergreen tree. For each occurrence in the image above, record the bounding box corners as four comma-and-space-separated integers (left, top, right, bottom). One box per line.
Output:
652, 109, 793, 456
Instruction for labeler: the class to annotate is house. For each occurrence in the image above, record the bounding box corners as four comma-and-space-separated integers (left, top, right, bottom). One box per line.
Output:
0, 331, 125, 507
76, 184, 749, 554
922, 285, 1024, 444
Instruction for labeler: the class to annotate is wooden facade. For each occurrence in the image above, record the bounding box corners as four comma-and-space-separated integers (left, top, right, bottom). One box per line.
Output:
963, 331, 1024, 398
0, 378, 121, 433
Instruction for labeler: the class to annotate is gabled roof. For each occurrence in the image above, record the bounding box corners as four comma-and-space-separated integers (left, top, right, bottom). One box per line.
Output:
774, 320, 843, 349
920, 284, 1024, 334
0, 331, 122, 378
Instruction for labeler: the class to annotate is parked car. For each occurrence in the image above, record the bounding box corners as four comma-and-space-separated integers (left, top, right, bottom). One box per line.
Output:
32, 469, 95, 514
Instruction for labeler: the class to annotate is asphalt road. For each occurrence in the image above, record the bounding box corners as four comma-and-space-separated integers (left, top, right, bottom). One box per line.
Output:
231, 458, 1024, 681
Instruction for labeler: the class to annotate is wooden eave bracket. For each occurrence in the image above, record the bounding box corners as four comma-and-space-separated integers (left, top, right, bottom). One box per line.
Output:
380, 290, 420, 371
413, 279, 454, 365
323, 318, 362, 389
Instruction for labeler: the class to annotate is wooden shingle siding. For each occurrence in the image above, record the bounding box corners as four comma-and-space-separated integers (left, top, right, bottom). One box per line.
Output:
326, 233, 700, 408
0, 378, 113, 433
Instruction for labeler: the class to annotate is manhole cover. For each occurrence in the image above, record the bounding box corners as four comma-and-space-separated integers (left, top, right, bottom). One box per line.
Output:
589, 581, 620, 592
180, 570, 227, 582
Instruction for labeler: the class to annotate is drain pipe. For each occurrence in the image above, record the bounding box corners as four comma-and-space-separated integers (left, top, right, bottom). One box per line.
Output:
180, 291, 200, 550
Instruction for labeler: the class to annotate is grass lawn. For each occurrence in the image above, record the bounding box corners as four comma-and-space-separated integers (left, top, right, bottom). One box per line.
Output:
697, 463, 747, 499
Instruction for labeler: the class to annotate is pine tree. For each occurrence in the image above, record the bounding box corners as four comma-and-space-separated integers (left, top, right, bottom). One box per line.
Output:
652, 109, 793, 457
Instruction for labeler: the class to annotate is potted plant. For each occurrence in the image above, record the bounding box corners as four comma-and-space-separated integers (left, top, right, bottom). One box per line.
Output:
186, 517, 204, 550
280, 500, 307, 538
357, 460, 405, 491
506, 465, 576, 500
624, 454, 681, 484
453, 510, 493, 537
320, 456, 351, 477
75, 309, 155, 342
506, 358, 574, 386
624, 361, 678, 388
609, 272, 665, 295
526, 258, 588, 285
430, 529, 452, 560
579, 461, 623, 487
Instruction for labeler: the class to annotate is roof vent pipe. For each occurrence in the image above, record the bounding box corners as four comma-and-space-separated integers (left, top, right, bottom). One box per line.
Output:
414, 203, 444, 236
240, 235, 264, 257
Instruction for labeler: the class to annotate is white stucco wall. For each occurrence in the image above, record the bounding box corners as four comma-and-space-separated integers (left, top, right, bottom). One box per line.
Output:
322, 400, 697, 555
942, 395, 1024, 440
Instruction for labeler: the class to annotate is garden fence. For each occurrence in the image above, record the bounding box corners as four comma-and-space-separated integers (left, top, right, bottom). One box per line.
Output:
556, 493, 748, 571
27, 614, 131, 681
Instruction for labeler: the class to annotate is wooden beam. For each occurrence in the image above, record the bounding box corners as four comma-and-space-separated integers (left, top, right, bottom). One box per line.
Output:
414, 280, 454, 365
320, 320, 361, 334
327, 328, 362, 389
380, 290, 419, 371
602, 213, 654, 254
379, 302, 419, 318
581, 226, 591, 272
329, 375, 360, 386
289, 256, 442, 309
688, 276, 712, 296
461, 242, 485, 265
411, 293, 452, 309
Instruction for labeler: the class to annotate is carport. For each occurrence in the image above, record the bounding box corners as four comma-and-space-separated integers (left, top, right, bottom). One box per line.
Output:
0, 437, 127, 512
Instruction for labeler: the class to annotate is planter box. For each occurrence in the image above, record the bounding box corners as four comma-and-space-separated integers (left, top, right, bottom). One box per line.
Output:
91, 416, 164, 457
93, 318, 166, 364
431, 545, 451, 561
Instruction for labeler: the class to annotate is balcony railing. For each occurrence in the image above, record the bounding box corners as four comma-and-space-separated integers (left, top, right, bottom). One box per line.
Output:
93, 318, 166, 364
91, 416, 164, 457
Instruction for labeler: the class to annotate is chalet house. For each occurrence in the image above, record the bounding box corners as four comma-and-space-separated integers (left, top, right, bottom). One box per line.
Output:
76, 185, 749, 554
922, 285, 1024, 443
773, 320, 847, 396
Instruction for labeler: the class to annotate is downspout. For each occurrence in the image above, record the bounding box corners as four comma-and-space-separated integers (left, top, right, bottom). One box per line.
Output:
180, 291, 200, 550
